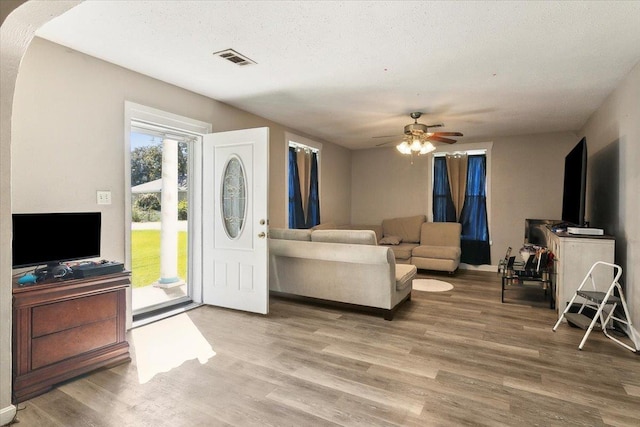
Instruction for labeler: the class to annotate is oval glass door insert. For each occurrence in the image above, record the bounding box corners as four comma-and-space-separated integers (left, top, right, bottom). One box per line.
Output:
221, 156, 247, 239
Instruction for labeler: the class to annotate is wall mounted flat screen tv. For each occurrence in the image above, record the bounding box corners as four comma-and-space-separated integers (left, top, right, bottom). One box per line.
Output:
12, 212, 101, 268
561, 137, 587, 227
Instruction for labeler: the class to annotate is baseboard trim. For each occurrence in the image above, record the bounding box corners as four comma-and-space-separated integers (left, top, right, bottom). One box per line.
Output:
459, 263, 498, 272
1, 404, 17, 426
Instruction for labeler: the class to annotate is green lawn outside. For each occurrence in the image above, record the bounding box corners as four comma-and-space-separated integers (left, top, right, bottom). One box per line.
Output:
131, 229, 188, 288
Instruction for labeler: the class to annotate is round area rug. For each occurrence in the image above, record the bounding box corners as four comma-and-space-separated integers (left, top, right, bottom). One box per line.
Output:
412, 279, 454, 292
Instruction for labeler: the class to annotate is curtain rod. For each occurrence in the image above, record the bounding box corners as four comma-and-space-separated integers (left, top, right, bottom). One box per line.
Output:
434, 148, 486, 157
289, 141, 319, 153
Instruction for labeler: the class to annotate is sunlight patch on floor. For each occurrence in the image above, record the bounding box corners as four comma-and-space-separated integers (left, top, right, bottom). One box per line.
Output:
130, 313, 215, 384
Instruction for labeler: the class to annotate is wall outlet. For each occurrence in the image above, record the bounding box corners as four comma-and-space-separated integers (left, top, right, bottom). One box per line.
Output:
97, 190, 112, 205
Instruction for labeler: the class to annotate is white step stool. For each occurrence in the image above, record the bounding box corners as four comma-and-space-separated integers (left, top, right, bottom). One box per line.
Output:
553, 261, 639, 352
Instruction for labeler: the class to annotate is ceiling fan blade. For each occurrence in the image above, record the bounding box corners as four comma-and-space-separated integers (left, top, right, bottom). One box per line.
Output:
372, 134, 401, 139
432, 132, 463, 137
427, 135, 457, 144
375, 140, 397, 147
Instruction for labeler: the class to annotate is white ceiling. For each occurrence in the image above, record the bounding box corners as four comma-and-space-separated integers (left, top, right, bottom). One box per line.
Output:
35, 1, 640, 150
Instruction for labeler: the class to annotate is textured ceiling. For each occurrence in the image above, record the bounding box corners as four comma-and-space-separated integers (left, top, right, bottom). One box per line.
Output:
36, 1, 640, 149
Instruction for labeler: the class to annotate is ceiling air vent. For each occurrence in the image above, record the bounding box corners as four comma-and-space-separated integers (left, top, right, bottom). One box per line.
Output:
213, 49, 256, 66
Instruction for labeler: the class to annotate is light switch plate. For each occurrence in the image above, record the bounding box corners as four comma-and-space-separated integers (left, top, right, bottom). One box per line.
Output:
97, 190, 112, 205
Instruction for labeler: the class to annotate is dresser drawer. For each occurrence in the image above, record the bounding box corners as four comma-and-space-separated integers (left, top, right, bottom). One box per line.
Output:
32, 292, 117, 338
31, 318, 118, 369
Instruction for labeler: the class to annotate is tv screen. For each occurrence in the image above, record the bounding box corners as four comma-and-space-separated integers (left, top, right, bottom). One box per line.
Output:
12, 212, 101, 268
561, 137, 587, 227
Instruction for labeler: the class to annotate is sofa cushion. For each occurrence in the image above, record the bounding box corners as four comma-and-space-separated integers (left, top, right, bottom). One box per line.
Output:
420, 222, 462, 247
395, 264, 417, 291
336, 224, 383, 243
412, 245, 461, 260
311, 229, 377, 246
390, 243, 419, 260
382, 215, 426, 243
379, 235, 402, 245
269, 228, 312, 241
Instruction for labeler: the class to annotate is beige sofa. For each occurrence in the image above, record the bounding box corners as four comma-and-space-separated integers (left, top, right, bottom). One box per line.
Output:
313, 215, 462, 273
268, 228, 416, 320
412, 222, 462, 273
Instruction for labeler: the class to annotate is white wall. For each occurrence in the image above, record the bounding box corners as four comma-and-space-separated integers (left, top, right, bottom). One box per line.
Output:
351, 132, 578, 266
579, 60, 640, 339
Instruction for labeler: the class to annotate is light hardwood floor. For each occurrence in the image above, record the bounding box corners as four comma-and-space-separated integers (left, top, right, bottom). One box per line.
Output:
10, 270, 640, 426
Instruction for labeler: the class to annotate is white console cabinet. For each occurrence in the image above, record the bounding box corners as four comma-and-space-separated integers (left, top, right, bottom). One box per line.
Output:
545, 227, 615, 318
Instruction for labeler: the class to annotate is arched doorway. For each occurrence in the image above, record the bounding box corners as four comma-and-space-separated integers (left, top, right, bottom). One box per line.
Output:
1, 1, 82, 422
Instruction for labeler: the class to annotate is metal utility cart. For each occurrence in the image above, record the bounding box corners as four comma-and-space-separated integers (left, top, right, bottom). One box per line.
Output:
501, 250, 554, 309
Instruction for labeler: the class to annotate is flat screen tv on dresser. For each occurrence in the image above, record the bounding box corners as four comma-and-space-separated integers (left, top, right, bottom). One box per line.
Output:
12, 212, 101, 279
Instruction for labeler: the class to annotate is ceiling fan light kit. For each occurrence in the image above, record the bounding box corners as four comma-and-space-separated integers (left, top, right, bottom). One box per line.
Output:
376, 112, 463, 156
396, 136, 436, 155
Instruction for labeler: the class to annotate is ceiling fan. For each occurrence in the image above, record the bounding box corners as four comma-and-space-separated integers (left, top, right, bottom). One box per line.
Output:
374, 112, 463, 155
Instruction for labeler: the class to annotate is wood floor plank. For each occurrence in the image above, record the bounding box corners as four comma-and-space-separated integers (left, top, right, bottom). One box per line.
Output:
11, 269, 640, 426
290, 365, 425, 416
265, 385, 365, 426
322, 342, 440, 380
10, 399, 64, 427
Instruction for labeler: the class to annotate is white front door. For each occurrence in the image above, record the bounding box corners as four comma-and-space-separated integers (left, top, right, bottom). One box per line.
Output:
202, 128, 269, 314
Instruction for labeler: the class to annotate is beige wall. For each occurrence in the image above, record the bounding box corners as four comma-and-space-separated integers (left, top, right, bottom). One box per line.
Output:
479, 132, 578, 264
318, 141, 352, 225
579, 60, 639, 338
12, 37, 351, 254
1, 1, 81, 420
351, 132, 578, 266
351, 147, 430, 225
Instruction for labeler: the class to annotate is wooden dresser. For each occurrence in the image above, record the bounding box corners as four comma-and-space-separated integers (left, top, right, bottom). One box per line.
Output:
12, 272, 130, 403
544, 227, 615, 317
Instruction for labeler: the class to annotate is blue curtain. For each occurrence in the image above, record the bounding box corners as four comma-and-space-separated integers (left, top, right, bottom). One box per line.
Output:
288, 147, 306, 229
459, 155, 491, 265
432, 157, 456, 222
306, 152, 321, 227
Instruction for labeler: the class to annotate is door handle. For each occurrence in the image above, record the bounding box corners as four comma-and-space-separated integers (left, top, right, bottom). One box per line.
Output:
258, 232, 266, 238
